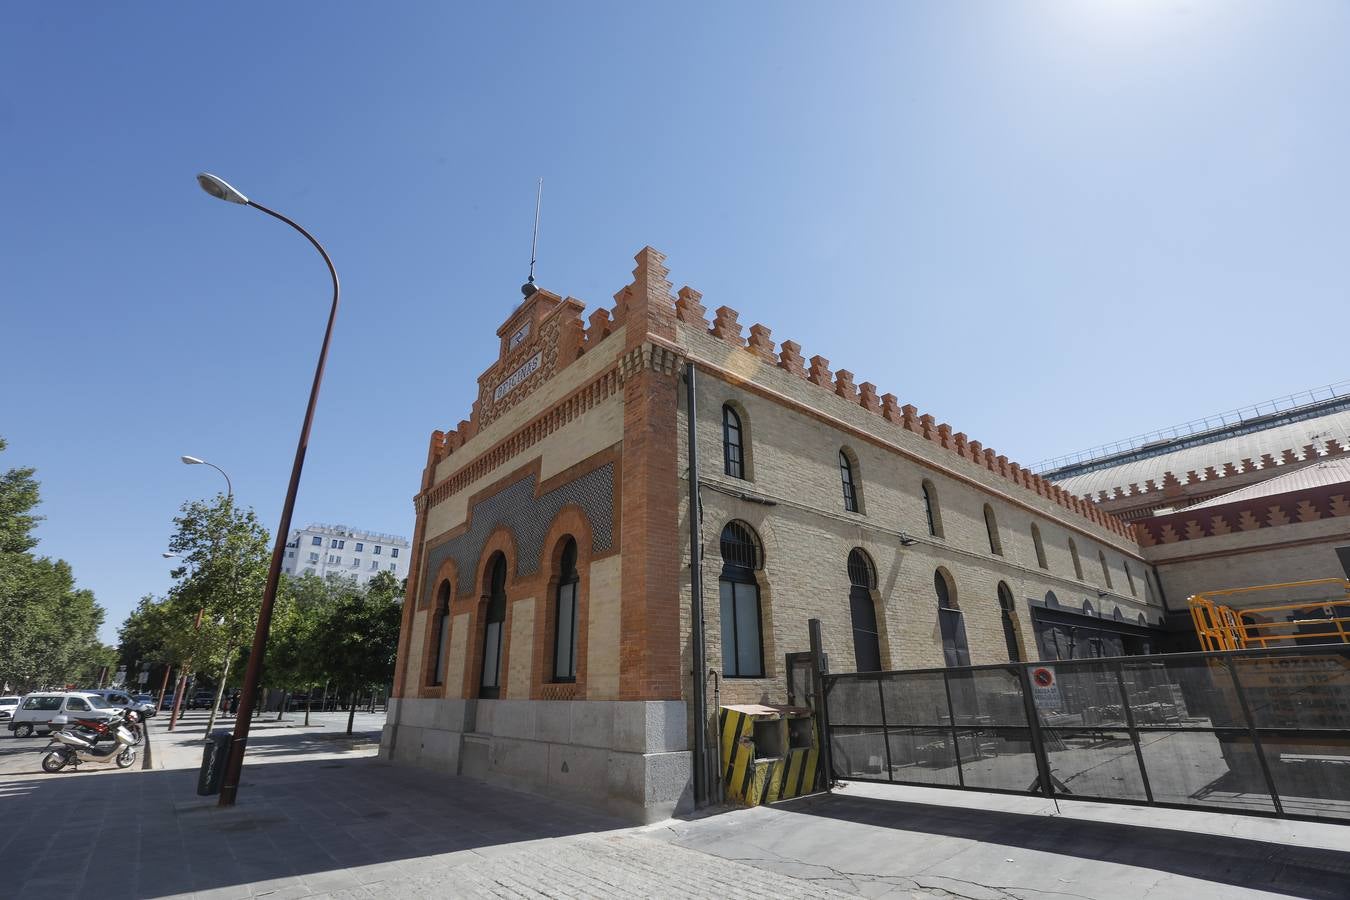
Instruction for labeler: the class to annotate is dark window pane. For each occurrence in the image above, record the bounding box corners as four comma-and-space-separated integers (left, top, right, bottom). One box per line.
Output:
734, 583, 763, 677
719, 579, 737, 676
554, 582, 577, 680
720, 522, 759, 570
840, 451, 858, 512
722, 405, 744, 479
939, 608, 970, 667
850, 586, 881, 673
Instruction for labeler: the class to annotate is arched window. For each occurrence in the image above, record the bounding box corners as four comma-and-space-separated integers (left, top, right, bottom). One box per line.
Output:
722, 404, 745, 480
719, 522, 763, 678
1124, 560, 1137, 596
1098, 550, 1113, 590
1069, 538, 1084, 581
847, 549, 881, 672
997, 582, 1020, 663
1031, 524, 1048, 569
430, 580, 451, 686
983, 504, 1002, 556
552, 537, 579, 682
839, 449, 859, 512
921, 480, 943, 537
479, 553, 508, 699
935, 568, 969, 667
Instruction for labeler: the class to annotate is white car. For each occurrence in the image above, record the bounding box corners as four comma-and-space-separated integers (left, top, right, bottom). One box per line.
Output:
0, 696, 20, 724
85, 689, 157, 719
7, 692, 117, 738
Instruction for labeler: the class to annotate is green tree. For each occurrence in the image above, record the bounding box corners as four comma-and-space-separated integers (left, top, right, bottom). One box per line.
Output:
270, 572, 337, 725
162, 495, 271, 732
117, 593, 194, 702
0, 437, 107, 692
310, 571, 403, 733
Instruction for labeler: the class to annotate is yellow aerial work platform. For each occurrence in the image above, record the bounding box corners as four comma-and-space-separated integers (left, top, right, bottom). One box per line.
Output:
718, 703, 820, 807
1189, 578, 1350, 651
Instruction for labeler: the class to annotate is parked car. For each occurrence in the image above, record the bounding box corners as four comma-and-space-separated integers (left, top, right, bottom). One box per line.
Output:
189, 691, 215, 710
85, 689, 157, 719
8, 692, 117, 738
161, 693, 175, 710
0, 695, 20, 724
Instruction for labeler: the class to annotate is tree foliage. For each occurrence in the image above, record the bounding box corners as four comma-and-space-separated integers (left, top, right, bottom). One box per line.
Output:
115, 495, 271, 700
268, 569, 403, 732
0, 437, 107, 692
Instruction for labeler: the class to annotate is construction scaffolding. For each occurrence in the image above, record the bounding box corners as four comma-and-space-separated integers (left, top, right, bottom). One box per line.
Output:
1189, 579, 1350, 651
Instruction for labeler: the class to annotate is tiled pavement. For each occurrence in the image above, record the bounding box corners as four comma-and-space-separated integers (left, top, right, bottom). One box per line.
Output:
5, 715, 1350, 899
0, 746, 841, 899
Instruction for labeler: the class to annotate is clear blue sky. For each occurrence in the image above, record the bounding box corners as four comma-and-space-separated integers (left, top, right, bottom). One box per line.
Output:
3, 2, 1347, 644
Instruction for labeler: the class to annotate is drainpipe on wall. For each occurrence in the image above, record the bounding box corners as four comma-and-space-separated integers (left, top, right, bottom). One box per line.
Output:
685, 361, 709, 806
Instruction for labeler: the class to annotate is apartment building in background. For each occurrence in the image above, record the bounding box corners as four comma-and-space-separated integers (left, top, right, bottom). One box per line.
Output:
282, 522, 410, 586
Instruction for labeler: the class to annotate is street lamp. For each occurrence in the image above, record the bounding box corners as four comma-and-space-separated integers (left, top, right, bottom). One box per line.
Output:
160, 552, 205, 731
181, 455, 233, 500
181, 455, 236, 737
196, 172, 340, 807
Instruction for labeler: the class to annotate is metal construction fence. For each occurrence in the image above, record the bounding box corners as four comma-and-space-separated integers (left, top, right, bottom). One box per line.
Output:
823, 644, 1350, 823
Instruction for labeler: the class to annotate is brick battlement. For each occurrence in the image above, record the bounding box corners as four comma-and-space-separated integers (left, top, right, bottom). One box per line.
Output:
422, 255, 660, 473
417, 247, 1133, 541
672, 285, 1134, 540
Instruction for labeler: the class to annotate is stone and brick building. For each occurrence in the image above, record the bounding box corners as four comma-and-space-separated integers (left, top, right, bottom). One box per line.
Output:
380, 246, 1216, 820
380, 247, 1350, 819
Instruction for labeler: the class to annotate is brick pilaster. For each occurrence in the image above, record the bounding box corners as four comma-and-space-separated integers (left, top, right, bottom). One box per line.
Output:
618, 247, 683, 701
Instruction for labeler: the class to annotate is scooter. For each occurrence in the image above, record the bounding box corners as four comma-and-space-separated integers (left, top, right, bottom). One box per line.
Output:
64, 709, 143, 747
41, 713, 138, 772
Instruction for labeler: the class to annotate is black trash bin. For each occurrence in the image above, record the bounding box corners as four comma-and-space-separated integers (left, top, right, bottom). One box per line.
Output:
198, 730, 232, 796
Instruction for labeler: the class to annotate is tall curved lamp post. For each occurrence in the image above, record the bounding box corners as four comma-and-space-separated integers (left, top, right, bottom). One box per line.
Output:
196, 173, 340, 807
182, 455, 233, 500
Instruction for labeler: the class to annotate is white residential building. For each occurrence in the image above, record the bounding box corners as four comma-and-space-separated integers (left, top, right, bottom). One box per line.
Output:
281, 522, 411, 586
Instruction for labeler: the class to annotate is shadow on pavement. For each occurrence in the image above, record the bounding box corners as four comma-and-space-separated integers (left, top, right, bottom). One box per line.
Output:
0, 754, 625, 900
781, 791, 1350, 899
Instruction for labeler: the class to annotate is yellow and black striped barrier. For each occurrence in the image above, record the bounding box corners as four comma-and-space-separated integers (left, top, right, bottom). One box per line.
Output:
718, 704, 820, 807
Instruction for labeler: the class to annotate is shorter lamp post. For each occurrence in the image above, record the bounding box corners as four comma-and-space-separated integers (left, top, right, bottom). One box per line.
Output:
162, 552, 204, 732
181, 455, 236, 739
196, 172, 340, 807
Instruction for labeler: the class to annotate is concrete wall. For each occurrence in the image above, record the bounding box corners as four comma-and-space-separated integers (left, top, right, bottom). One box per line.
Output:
1147, 516, 1350, 606
380, 696, 692, 823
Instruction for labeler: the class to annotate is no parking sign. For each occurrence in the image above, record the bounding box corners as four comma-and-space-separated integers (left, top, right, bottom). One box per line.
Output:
1031, 665, 1063, 711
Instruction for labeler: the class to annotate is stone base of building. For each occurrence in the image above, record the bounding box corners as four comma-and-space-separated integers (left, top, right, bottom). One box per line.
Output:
378, 697, 693, 824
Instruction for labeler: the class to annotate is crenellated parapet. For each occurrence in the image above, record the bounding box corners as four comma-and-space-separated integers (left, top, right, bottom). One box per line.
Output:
1067, 438, 1350, 520
426, 247, 678, 472
671, 290, 1135, 539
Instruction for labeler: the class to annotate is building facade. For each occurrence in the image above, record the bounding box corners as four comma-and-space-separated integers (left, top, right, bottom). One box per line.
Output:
281, 523, 410, 586
382, 247, 1178, 821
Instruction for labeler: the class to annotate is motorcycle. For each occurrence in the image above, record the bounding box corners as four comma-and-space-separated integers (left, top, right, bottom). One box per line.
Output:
64, 708, 143, 746
41, 712, 138, 772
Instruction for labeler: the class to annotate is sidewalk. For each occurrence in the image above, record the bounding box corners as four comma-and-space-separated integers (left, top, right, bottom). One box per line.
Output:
143, 709, 385, 772
1, 714, 1347, 898
0, 715, 837, 900
659, 780, 1350, 899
